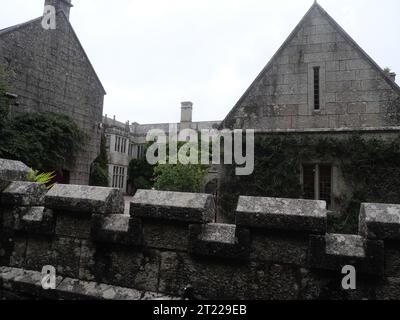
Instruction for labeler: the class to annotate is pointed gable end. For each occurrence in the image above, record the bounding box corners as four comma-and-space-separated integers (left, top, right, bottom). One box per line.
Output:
221, 2, 400, 131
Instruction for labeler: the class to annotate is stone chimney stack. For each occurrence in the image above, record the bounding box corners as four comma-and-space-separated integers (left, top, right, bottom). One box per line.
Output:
389, 72, 396, 82
181, 101, 193, 123
45, 0, 73, 20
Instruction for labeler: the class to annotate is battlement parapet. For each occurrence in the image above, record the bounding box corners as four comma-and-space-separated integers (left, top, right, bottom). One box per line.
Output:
1, 158, 400, 300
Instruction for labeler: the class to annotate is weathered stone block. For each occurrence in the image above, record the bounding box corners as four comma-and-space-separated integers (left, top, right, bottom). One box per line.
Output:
9, 237, 27, 268
236, 196, 327, 234
1, 181, 47, 206
0, 159, 30, 182
93, 248, 160, 292
55, 213, 92, 239
91, 214, 142, 245
18, 207, 55, 235
78, 240, 97, 282
347, 102, 367, 114
188, 223, 250, 260
56, 277, 143, 300
45, 184, 124, 214
359, 203, 400, 240
1, 207, 19, 230
268, 264, 300, 300
131, 190, 215, 223
142, 220, 189, 251
250, 230, 309, 266
309, 234, 384, 276
0, 266, 63, 300
24, 237, 56, 272
158, 251, 253, 299
53, 237, 82, 279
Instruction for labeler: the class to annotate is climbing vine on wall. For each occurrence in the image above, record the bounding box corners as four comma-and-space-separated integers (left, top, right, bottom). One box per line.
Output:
386, 97, 400, 125
219, 133, 400, 233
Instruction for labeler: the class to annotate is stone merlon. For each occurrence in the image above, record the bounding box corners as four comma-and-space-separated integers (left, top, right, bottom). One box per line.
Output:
359, 202, 400, 240
1, 182, 47, 207
0, 159, 30, 182
130, 189, 215, 223
235, 196, 327, 233
45, 184, 124, 214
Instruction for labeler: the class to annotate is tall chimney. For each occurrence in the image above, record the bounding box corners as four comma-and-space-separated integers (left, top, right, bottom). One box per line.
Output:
181, 101, 193, 123
389, 72, 396, 82
45, 0, 73, 20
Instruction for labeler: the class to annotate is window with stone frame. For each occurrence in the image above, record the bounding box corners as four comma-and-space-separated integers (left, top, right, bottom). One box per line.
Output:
105, 135, 111, 151
302, 163, 332, 207
114, 136, 127, 154
137, 144, 146, 159
112, 165, 126, 189
128, 142, 136, 157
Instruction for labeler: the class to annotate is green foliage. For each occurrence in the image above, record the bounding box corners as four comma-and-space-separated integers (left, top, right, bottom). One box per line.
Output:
27, 169, 56, 190
152, 139, 209, 193
154, 163, 207, 193
219, 134, 400, 232
128, 158, 154, 192
89, 163, 109, 187
89, 134, 109, 187
383, 67, 392, 76
0, 112, 85, 172
96, 133, 109, 168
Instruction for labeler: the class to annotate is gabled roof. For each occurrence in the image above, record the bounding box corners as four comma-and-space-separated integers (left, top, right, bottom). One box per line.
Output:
221, 2, 400, 128
0, 10, 106, 95
0, 16, 43, 36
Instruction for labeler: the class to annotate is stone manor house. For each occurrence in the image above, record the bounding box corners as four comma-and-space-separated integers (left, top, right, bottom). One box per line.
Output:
103, 102, 220, 193
104, 2, 400, 212
1, 1, 400, 211
0, 0, 105, 185
218, 2, 400, 211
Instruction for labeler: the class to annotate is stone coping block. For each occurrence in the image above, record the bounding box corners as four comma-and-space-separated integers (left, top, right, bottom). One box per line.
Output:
0, 158, 30, 182
189, 223, 250, 259
1, 181, 47, 206
359, 203, 400, 240
91, 214, 142, 245
325, 234, 365, 258
0, 266, 63, 299
200, 223, 236, 244
45, 184, 124, 214
309, 234, 384, 276
5, 206, 55, 235
0, 266, 180, 300
236, 196, 327, 233
130, 189, 215, 223
20, 207, 55, 235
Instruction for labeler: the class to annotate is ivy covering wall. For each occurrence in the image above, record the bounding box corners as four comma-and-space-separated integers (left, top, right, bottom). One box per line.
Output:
218, 133, 400, 233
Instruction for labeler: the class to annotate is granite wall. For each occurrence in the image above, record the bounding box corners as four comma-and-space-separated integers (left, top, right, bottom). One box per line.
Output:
0, 158, 399, 300
222, 3, 400, 131
0, 11, 105, 185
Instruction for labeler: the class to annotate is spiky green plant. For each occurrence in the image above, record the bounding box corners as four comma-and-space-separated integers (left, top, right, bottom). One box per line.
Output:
27, 169, 56, 190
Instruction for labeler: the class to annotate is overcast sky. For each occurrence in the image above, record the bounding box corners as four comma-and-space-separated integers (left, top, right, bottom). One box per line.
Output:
1, 0, 399, 124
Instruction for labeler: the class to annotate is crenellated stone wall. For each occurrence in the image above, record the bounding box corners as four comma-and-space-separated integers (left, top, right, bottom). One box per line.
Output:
0, 158, 400, 300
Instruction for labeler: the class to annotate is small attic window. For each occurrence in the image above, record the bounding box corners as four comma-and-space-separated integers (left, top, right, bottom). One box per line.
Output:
313, 67, 320, 110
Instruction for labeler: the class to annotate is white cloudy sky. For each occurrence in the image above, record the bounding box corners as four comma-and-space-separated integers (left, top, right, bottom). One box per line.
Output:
1, 0, 399, 124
